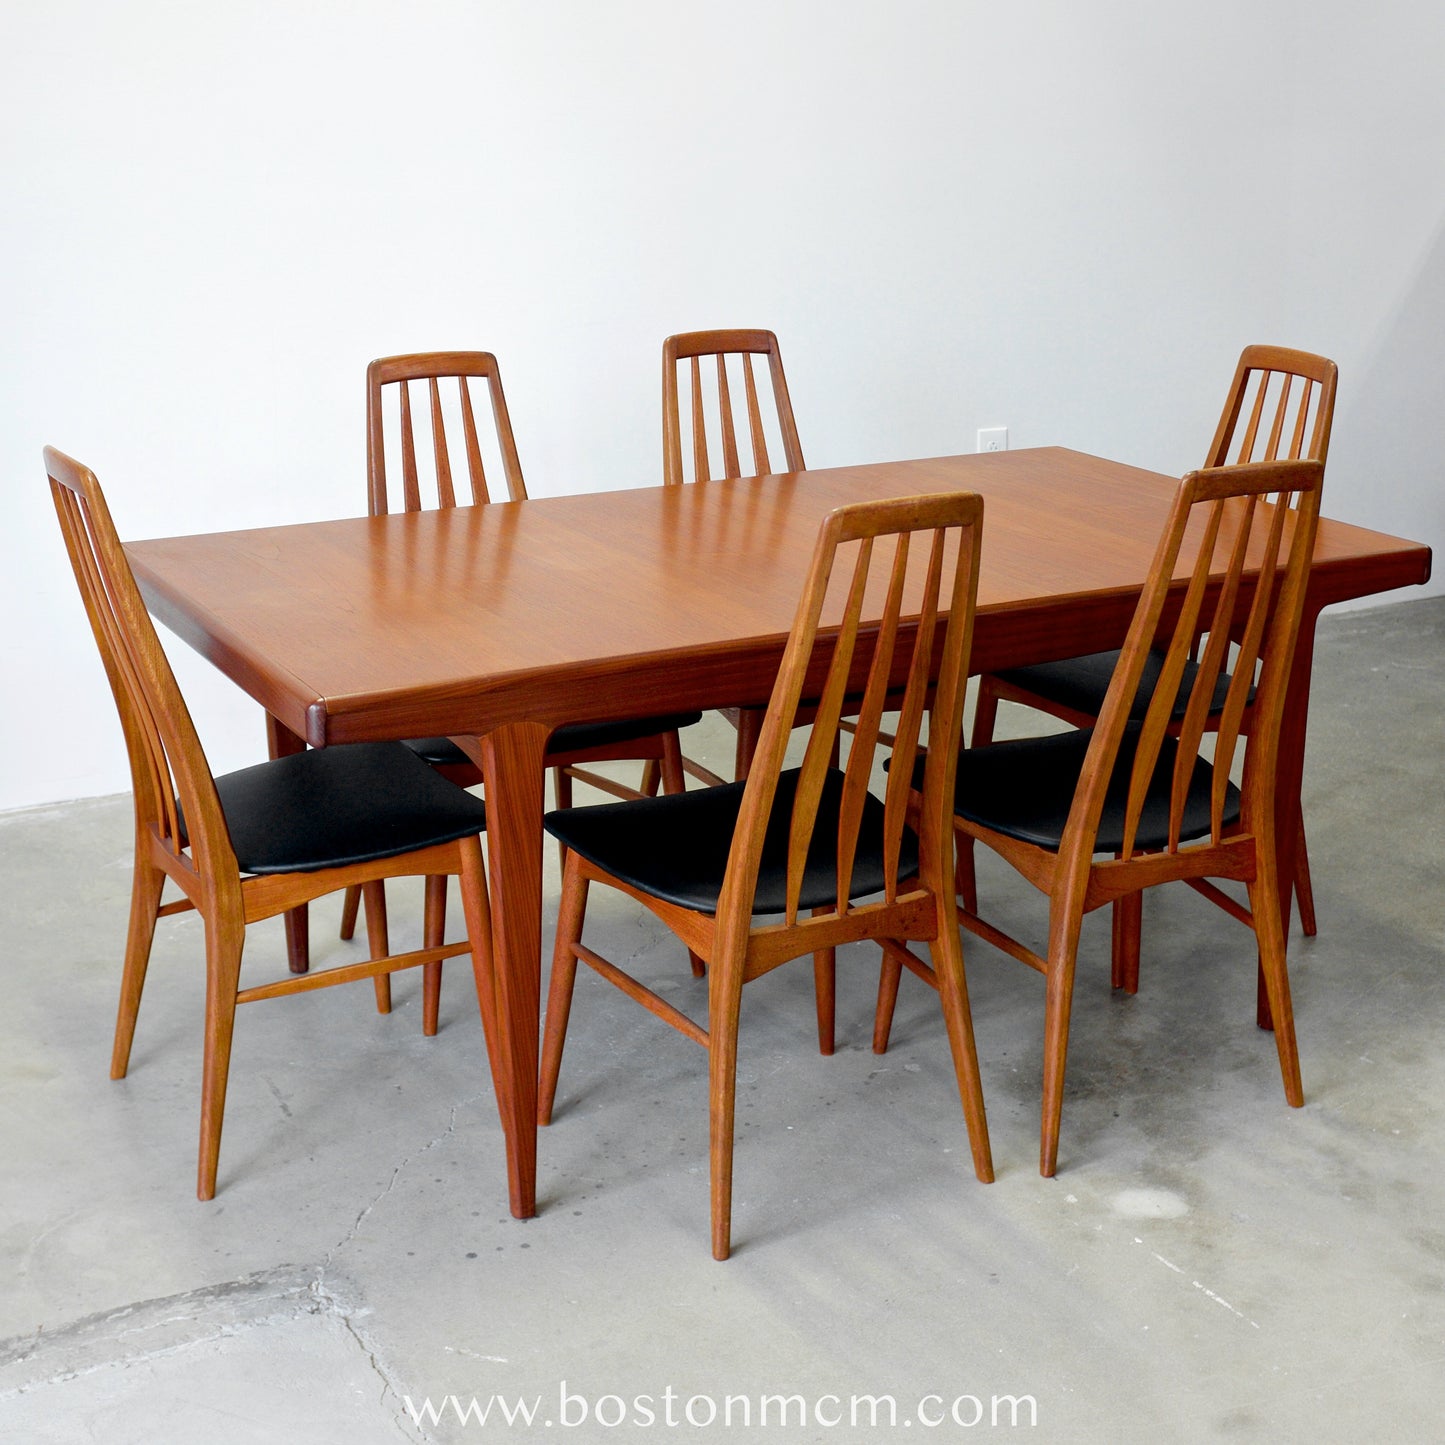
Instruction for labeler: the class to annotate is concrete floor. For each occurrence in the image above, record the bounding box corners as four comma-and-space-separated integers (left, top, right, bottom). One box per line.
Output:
1, 597, 1441, 1444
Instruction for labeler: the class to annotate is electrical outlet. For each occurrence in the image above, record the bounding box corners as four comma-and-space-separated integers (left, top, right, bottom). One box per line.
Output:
978, 427, 1008, 453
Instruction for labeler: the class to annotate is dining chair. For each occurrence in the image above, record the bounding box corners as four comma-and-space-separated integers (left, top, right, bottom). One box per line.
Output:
338, 352, 712, 990
663, 329, 808, 781
969, 347, 1337, 962
875, 455, 1324, 1176
538, 493, 995, 1258
47, 446, 503, 1200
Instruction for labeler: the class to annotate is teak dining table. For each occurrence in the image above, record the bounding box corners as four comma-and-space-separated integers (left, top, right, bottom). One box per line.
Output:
126, 449, 1432, 1215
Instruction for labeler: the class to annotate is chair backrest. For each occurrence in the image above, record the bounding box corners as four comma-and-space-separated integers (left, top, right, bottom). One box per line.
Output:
662, 329, 805, 486
46, 447, 239, 888
713, 493, 984, 935
1207, 346, 1337, 470
366, 351, 527, 515
1067, 457, 1326, 870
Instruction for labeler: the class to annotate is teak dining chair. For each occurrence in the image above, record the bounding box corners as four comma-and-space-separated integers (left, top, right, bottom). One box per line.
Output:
970, 347, 1337, 964
538, 493, 994, 1259
47, 447, 501, 1200
337, 352, 710, 991
875, 456, 1324, 1177
663, 330, 808, 782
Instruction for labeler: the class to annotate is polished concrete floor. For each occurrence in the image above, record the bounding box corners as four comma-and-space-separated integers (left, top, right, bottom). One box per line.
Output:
2, 597, 1441, 1444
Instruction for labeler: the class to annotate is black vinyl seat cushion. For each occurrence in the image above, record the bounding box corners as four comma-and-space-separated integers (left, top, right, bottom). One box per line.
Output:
182, 741, 489, 876
994, 648, 1249, 723
544, 767, 919, 916
915, 725, 1240, 855
404, 711, 704, 770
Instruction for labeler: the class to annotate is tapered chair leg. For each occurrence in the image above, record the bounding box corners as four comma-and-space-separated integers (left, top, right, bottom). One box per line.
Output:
659, 731, 686, 795
1110, 890, 1143, 993
538, 857, 589, 1126
339, 883, 362, 941
872, 950, 903, 1054
1247, 856, 1304, 1108
707, 943, 747, 1261
197, 912, 245, 1201
954, 837, 978, 915
1293, 815, 1317, 937
112, 855, 165, 1080
1039, 898, 1086, 1177
930, 922, 994, 1182
813, 946, 836, 1056
422, 874, 447, 1036
362, 881, 392, 1014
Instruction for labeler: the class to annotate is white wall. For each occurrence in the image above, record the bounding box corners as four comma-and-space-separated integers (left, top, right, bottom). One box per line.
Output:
3, 1, 1440, 812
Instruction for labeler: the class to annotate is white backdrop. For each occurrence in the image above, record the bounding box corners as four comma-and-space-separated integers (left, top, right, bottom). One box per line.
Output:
3, 1, 1441, 811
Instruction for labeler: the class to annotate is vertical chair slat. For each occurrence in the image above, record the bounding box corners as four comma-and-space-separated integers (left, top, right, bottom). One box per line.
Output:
398, 381, 421, 513
1119, 497, 1224, 858
1210, 492, 1292, 835
834, 534, 911, 913
1262, 373, 1293, 462
742, 355, 771, 476
458, 377, 490, 504
785, 539, 873, 923
716, 357, 741, 481
690, 357, 710, 483
1235, 371, 1270, 464
880, 528, 947, 895
1288, 378, 1314, 461
1169, 497, 1257, 845
65, 491, 178, 849
75, 502, 180, 849
429, 377, 456, 509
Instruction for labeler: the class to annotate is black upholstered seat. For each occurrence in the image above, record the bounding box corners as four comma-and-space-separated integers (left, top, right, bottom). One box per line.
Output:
992, 648, 1244, 724
191, 742, 488, 876
404, 712, 704, 771
546, 766, 919, 915
913, 724, 1240, 855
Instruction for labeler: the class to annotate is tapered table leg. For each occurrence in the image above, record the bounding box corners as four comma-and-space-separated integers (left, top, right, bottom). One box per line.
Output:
266, 714, 310, 974
454, 721, 550, 1220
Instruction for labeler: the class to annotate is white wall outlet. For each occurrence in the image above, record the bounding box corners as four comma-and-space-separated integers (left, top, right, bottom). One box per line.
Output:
978, 427, 1008, 453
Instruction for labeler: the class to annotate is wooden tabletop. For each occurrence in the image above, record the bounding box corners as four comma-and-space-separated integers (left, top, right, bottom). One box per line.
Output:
128, 448, 1431, 750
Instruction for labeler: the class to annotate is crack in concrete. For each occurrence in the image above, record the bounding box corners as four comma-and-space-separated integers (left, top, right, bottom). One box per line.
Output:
323, 1090, 491, 1269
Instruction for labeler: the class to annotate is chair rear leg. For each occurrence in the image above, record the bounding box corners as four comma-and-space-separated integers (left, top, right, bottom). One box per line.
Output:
1293, 815, 1317, 937
339, 884, 362, 941
422, 874, 447, 1036
112, 857, 165, 1079
872, 951, 904, 1054
970, 676, 1001, 748
363, 881, 392, 1013
812, 938, 835, 1056
733, 706, 764, 781
198, 911, 245, 1201
1110, 890, 1142, 993
539, 856, 590, 1126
